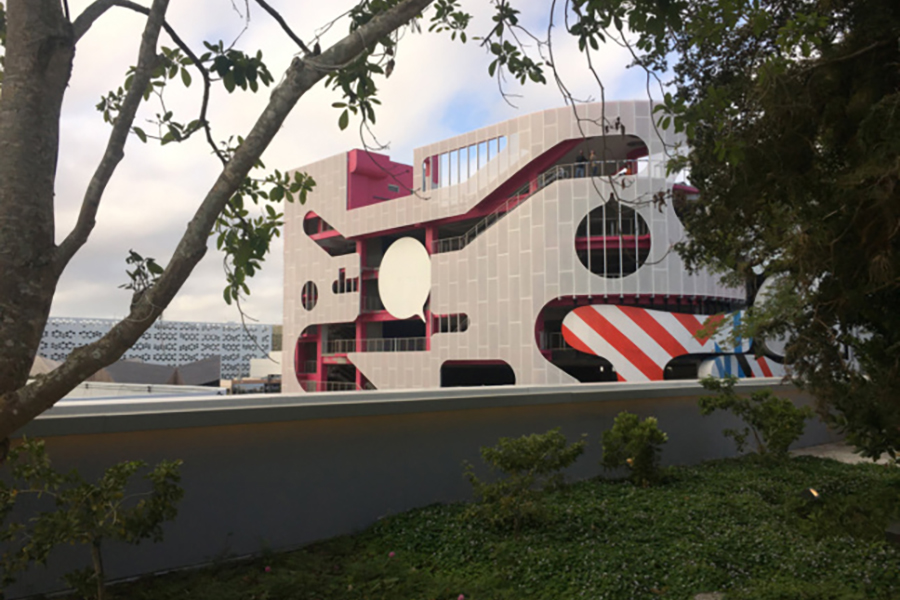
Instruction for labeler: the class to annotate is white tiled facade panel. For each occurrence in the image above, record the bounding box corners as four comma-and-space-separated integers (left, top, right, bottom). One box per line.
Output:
282, 101, 743, 392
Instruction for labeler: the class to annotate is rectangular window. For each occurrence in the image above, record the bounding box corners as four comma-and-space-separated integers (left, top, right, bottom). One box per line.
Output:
440, 152, 449, 188
388, 184, 400, 193
449, 151, 458, 186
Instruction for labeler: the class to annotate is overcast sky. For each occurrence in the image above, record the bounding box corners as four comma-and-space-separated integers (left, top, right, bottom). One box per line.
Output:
51, 0, 652, 326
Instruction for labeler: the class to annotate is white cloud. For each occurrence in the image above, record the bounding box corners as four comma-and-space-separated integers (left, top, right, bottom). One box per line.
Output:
51, 0, 638, 325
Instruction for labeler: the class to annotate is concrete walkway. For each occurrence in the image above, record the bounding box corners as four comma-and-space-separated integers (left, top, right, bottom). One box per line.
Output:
791, 441, 896, 465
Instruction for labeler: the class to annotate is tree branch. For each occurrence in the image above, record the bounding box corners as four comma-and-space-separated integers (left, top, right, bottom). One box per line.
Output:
253, 0, 312, 55
0, 0, 435, 440
55, 0, 170, 268
72, 0, 118, 42
156, 18, 225, 165
76, 0, 227, 164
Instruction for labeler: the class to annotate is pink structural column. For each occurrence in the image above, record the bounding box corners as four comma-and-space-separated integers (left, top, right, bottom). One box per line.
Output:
425, 225, 435, 350
356, 240, 367, 389
314, 326, 324, 392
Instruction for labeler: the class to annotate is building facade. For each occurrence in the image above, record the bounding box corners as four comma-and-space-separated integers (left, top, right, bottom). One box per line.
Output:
40, 317, 273, 380
283, 101, 783, 392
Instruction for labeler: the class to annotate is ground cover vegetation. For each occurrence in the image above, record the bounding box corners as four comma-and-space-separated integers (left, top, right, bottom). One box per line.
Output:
51, 455, 900, 600
1, 411, 816, 599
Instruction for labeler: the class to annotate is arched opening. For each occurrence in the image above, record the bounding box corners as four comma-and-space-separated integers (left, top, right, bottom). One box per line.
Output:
556, 356, 619, 383
432, 313, 469, 333
440, 360, 515, 387
331, 268, 359, 294
663, 355, 704, 380
301, 281, 318, 311
303, 211, 355, 256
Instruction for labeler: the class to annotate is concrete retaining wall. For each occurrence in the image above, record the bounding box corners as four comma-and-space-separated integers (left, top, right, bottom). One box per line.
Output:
4, 380, 838, 597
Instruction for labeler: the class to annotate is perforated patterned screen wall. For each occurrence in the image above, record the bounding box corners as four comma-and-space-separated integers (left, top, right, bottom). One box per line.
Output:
39, 318, 273, 380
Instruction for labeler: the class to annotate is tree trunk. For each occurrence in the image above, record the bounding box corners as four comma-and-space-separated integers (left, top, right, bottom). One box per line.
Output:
0, 0, 435, 442
91, 538, 106, 600
0, 1, 73, 397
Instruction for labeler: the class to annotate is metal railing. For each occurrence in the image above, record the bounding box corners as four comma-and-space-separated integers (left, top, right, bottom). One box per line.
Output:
296, 360, 317, 374
302, 380, 359, 392
302, 380, 378, 392
362, 295, 385, 312
432, 159, 641, 255
363, 337, 426, 352
539, 332, 570, 351
432, 197, 524, 253
326, 339, 357, 354
324, 336, 427, 354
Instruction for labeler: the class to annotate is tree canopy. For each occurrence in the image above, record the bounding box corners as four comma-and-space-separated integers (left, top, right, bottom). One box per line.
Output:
658, 0, 900, 459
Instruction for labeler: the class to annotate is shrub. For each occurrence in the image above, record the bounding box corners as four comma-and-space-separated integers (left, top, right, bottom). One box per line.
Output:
699, 375, 815, 458
0, 438, 184, 600
601, 412, 668, 486
463, 428, 586, 530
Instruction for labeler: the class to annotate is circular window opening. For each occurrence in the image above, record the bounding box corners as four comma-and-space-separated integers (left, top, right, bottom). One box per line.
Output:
576, 199, 650, 278
301, 281, 318, 311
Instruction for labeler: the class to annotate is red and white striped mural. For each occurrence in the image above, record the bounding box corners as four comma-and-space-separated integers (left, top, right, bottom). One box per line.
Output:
560, 305, 780, 381
698, 355, 786, 379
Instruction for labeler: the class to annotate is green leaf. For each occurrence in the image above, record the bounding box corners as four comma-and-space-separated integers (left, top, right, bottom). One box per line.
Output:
270, 186, 284, 202
180, 68, 191, 87
133, 127, 147, 143
338, 109, 350, 131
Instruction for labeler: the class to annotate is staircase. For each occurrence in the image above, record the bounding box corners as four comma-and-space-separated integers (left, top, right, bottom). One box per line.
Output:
432, 159, 636, 254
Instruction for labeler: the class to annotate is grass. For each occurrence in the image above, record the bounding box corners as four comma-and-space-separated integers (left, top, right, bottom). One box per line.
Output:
100, 456, 900, 600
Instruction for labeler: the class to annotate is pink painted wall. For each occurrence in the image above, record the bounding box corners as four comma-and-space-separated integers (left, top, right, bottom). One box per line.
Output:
347, 149, 413, 210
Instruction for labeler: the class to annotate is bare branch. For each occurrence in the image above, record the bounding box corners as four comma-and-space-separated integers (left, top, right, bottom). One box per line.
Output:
84, 1, 227, 164
56, 0, 170, 268
254, 0, 312, 55
0, 0, 435, 440
72, 0, 119, 42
